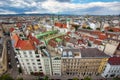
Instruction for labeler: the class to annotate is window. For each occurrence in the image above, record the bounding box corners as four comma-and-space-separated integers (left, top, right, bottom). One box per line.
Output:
38, 63, 41, 65
26, 59, 29, 61
32, 63, 35, 65
36, 55, 39, 58
23, 51, 26, 54
39, 66, 42, 68
31, 59, 34, 61
37, 59, 40, 61
29, 51, 32, 54
24, 52, 27, 57
27, 63, 30, 65
29, 51, 33, 57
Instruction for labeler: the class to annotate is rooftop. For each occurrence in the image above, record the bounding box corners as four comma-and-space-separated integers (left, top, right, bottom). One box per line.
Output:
62, 48, 81, 58
80, 48, 109, 58
108, 57, 120, 65
16, 40, 35, 50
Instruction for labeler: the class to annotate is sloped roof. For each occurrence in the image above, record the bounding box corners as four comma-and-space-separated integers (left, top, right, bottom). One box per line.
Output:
16, 40, 35, 50
108, 57, 120, 65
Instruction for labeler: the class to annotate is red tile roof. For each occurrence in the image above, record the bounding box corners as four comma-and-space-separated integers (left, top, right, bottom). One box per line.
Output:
48, 40, 57, 48
111, 28, 120, 32
16, 23, 22, 28
16, 40, 35, 50
67, 31, 71, 35
55, 22, 67, 28
77, 39, 83, 44
105, 27, 120, 32
12, 34, 36, 50
9, 28, 14, 32
64, 36, 70, 41
28, 34, 40, 45
92, 30, 102, 35
108, 57, 120, 65
12, 34, 19, 47
89, 36, 95, 41
62, 24, 67, 28
94, 39, 102, 45
98, 34, 107, 40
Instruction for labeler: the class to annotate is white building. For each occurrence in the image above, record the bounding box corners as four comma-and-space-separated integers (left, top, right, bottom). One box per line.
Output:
102, 57, 120, 78
51, 56, 61, 76
40, 48, 62, 76
16, 50, 43, 74
40, 49, 52, 76
11, 31, 43, 75
104, 39, 119, 56
89, 22, 96, 30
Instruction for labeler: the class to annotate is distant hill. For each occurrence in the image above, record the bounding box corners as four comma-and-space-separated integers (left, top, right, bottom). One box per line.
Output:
0, 13, 74, 16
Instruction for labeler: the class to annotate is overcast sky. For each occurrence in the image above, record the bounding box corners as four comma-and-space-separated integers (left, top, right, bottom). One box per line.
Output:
0, 0, 120, 15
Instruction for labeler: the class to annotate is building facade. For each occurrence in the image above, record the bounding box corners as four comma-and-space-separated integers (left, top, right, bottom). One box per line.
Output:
10, 30, 43, 75
102, 57, 120, 78
61, 48, 109, 78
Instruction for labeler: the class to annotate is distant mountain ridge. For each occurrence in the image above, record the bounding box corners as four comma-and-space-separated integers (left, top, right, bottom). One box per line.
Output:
0, 13, 74, 16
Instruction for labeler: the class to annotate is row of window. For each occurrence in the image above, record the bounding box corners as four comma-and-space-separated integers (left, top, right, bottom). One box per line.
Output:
19, 51, 40, 58
108, 70, 120, 73
62, 59, 101, 63
63, 66, 98, 69
65, 72, 98, 76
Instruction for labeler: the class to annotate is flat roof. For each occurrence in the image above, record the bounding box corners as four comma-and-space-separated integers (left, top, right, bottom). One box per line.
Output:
81, 48, 110, 58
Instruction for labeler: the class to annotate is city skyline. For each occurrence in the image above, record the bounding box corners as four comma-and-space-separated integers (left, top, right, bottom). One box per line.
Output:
0, 0, 120, 15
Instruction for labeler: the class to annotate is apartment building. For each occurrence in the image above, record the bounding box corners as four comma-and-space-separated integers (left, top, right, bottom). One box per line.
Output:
40, 49, 52, 76
40, 47, 62, 76
61, 48, 109, 77
10, 30, 43, 75
51, 56, 61, 76
104, 39, 119, 56
102, 57, 120, 78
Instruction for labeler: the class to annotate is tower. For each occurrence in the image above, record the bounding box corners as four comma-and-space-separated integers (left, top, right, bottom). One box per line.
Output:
66, 18, 70, 30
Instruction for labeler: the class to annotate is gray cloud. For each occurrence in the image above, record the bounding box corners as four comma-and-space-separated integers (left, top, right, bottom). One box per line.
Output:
56, 0, 71, 2
0, 0, 119, 15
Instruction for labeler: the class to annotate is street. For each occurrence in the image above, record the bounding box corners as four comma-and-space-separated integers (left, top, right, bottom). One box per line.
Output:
6, 37, 19, 79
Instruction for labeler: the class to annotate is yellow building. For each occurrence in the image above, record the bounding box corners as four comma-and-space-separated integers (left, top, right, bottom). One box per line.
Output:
61, 48, 109, 77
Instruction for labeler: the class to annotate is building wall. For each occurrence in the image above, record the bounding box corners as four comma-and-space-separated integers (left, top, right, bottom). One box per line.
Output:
40, 57, 52, 76
104, 44, 118, 56
16, 50, 43, 74
102, 64, 120, 78
51, 57, 61, 76
98, 58, 108, 73
61, 58, 107, 77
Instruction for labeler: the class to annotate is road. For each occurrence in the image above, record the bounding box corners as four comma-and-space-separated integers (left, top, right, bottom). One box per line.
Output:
6, 36, 19, 79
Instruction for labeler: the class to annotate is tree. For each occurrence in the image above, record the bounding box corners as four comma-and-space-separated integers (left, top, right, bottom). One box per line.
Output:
72, 77, 79, 80
44, 76, 49, 80
112, 77, 120, 80
86, 27, 92, 30
74, 25, 79, 31
0, 74, 14, 80
17, 77, 24, 80
83, 76, 92, 80
87, 40, 92, 47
